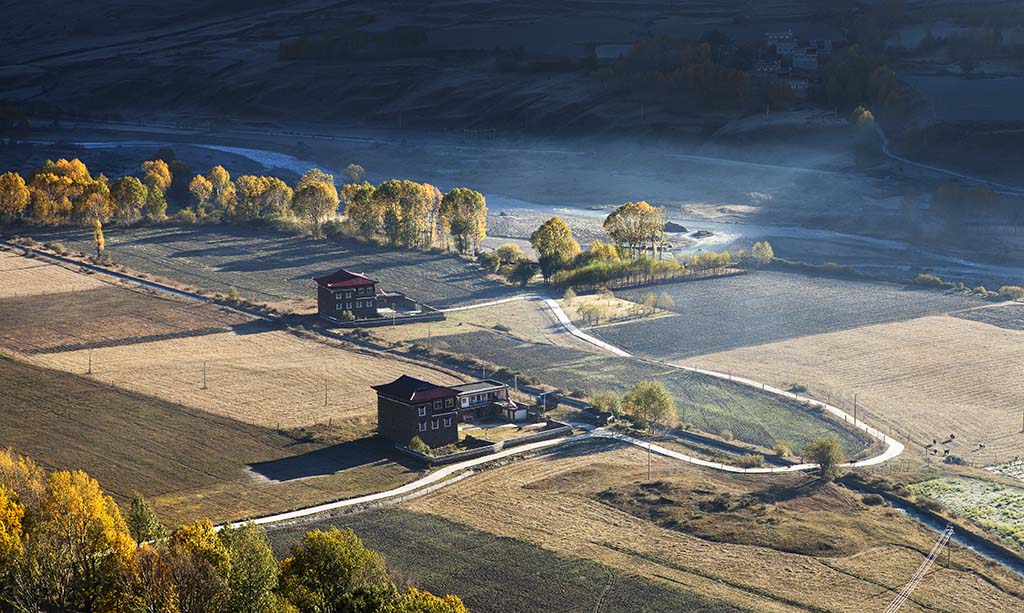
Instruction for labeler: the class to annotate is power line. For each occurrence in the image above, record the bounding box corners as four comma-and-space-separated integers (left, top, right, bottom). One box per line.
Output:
883, 526, 954, 613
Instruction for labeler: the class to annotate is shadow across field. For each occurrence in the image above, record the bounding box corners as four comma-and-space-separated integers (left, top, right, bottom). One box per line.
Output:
30, 226, 515, 308
249, 437, 420, 482
593, 271, 980, 359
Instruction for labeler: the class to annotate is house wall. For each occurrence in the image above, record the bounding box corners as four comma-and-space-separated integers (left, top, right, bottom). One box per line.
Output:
317, 284, 379, 320
377, 395, 458, 448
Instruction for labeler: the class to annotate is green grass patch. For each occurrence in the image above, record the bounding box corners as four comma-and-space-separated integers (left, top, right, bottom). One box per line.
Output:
911, 476, 1024, 551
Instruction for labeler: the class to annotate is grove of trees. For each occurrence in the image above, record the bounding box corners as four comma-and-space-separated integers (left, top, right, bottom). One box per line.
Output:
0, 154, 489, 257
0, 448, 468, 613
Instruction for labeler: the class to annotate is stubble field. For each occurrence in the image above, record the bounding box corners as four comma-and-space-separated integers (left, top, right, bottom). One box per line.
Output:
31, 225, 513, 308
397, 441, 1024, 612
683, 312, 1024, 463
20, 326, 465, 430
0, 248, 109, 297
592, 271, 981, 359
0, 356, 424, 527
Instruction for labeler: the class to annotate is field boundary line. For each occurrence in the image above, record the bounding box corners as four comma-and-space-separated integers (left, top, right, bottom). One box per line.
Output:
535, 298, 904, 469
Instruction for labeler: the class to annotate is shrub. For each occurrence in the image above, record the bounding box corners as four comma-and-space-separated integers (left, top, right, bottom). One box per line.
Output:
861, 493, 885, 506
408, 436, 430, 454
803, 436, 845, 480
227, 287, 240, 303
787, 384, 808, 394
917, 496, 945, 513
719, 429, 734, 441
772, 443, 792, 458
974, 285, 987, 294
493, 323, 511, 332
45, 241, 65, 254
340, 310, 356, 321
562, 287, 576, 304
998, 285, 1024, 300
590, 391, 622, 416
914, 273, 946, 288
177, 207, 198, 225
733, 454, 765, 468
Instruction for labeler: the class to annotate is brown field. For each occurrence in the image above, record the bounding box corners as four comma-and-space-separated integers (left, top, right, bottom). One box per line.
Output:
16, 327, 465, 429
680, 312, 1024, 464
406, 442, 1024, 612
0, 248, 110, 298
0, 285, 250, 354
0, 356, 425, 527
371, 297, 597, 355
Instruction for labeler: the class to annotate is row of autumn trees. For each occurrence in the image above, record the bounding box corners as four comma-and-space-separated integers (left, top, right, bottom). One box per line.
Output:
0, 155, 489, 255
0, 449, 468, 613
481, 200, 773, 290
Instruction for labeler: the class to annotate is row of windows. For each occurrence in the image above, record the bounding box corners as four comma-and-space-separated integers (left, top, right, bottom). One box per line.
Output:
418, 417, 453, 432
335, 299, 375, 310
334, 287, 373, 299
417, 398, 454, 416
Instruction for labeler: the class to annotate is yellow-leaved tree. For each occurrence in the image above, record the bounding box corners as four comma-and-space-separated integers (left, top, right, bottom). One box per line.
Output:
0, 171, 30, 223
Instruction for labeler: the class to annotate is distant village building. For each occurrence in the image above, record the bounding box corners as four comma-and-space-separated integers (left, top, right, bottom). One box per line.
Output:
787, 78, 810, 96
373, 375, 521, 448
765, 30, 794, 47
754, 58, 783, 78
313, 268, 379, 320
774, 39, 798, 57
792, 47, 819, 71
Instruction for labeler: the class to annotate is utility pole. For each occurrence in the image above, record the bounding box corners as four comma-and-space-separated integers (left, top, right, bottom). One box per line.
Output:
647, 442, 652, 480
853, 393, 858, 425
87, 349, 92, 375
201, 361, 207, 390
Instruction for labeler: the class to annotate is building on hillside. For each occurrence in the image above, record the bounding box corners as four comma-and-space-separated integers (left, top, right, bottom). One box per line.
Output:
753, 58, 783, 78
774, 38, 798, 57
373, 376, 521, 448
792, 47, 819, 71
451, 380, 525, 421
314, 268, 379, 320
373, 375, 460, 448
765, 30, 794, 47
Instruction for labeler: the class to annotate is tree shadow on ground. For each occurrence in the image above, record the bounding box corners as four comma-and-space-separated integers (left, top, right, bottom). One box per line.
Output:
248, 436, 420, 482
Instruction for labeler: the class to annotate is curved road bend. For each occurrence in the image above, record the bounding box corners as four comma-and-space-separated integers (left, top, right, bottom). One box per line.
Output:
4, 247, 903, 525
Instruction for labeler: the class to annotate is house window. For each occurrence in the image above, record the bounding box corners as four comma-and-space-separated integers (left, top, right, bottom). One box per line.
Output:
356, 300, 362, 308
336, 302, 343, 310
418, 406, 427, 417
445, 398, 453, 408
418, 422, 427, 432
434, 400, 442, 409
431, 419, 439, 430
443, 417, 452, 428
346, 303, 352, 310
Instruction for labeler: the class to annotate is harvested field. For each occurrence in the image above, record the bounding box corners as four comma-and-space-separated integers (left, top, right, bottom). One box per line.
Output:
17, 326, 465, 430
543, 356, 870, 456
684, 314, 1024, 463
402, 442, 1024, 612
0, 357, 424, 527
32, 225, 512, 308
372, 299, 868, 454
268, 507, 744, 613
955, 302, 1024, 330
0, 285, 249, 354
591, 271, 981, 359
0, 248, 110, 298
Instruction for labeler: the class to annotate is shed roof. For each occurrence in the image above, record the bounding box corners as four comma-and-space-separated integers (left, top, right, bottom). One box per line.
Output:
371, 375, 458, 403
450, 380, 508, 394
314, 268, 377, 289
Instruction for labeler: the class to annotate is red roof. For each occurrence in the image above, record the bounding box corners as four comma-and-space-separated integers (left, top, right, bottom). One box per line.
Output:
371, 375, 458, 403
314, 268, 377, 289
